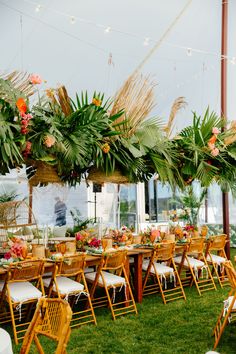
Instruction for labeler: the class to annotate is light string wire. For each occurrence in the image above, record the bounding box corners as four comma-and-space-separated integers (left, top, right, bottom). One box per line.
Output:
17, 0, 236, 63
0, 1, 108, 55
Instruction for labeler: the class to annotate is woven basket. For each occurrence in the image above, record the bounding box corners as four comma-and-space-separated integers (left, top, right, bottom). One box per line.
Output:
29, 161, 62, 186
88, 167, 129, 184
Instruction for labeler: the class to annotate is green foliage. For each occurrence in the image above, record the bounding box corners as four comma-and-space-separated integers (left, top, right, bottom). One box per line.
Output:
172, 108, 236, 196
172, 185, 207, 227
0, 190, 18, 202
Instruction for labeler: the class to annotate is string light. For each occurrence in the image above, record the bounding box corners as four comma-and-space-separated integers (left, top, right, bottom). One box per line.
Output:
187, 48, 192, 57
104, 26, 111, 33
7, 0, 236, 65
143, 38, 150, 46
70, 16, 76, 24
35, 4, 42, 12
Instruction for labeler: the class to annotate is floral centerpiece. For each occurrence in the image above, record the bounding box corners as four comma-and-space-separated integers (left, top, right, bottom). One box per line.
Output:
3, 237, 28, 260
75, 229, 101, 251
109, 226, 133, 245
139, 227, 161, 244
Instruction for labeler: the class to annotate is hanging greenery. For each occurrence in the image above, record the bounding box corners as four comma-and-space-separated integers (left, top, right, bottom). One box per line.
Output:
1, 70, 236, 195
171, 108, 236, 197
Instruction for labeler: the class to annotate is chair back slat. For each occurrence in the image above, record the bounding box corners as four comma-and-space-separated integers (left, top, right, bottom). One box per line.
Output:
58, 254, 86, 276
20, 298, 72, 353
9, 259, 44, 281
102, 250, 127, 270
223, 261, 236, 289
209, 234, 227, 251
154, 242, 175, 261
187, 238, 204, 254
39, 299, 71, 338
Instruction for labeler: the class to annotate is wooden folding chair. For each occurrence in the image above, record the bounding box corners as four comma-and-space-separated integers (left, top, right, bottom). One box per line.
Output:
43, 253, 96, 328
142, 242, 186, 304
213, 261, 236, 349
205, 234, 229, 287
85, 250, 138, 320
20, 297, 72, 354
0, 259, 45, 344
174, 238, 216, 295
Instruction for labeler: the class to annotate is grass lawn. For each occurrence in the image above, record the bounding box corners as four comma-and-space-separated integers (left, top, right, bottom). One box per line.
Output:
10, 248, 236, 354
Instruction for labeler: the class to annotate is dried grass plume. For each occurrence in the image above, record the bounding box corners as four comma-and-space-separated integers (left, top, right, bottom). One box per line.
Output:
110, 73, 156, 136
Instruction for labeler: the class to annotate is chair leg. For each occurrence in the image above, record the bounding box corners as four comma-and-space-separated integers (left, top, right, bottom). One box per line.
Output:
34, 334, 44, 354
189, 267, 202, 296
7, 295, 19, 345
123, 271, 138, 315
104, 285, 116, 320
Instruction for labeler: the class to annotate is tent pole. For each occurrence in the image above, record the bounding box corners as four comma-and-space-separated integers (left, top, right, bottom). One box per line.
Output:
221, 0, 230, 258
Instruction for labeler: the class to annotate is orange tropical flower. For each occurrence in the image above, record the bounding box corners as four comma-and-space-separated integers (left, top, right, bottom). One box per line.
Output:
44, 135, 56, 148
16, 98, 27, 113
208, 135, 217, 145
92, 98, 102, 107
102, 143, 110, 154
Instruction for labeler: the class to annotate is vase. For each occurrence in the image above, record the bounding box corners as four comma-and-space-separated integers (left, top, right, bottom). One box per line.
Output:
32, 244, 45, 258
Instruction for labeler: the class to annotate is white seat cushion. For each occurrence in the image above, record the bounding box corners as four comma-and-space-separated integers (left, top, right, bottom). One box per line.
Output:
43, 276, 84, 295
8, 282, 42, 303
142, 260, 174, 275
85, 271, 126, 287
223, 296, 236, 315
207, 254, 226, 265
174, 256, 205, 268
84, 267, 94, 273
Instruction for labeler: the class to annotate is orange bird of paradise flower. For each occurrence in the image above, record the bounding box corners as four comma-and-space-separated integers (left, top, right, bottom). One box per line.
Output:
16, 98, 27, 113
92, 98, 102, 107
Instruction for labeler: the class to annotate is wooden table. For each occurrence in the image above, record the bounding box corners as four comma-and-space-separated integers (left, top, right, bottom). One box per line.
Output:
1, 246, 187, 304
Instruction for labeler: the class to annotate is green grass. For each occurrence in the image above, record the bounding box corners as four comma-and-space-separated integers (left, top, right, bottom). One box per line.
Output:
10, 248, 236, 354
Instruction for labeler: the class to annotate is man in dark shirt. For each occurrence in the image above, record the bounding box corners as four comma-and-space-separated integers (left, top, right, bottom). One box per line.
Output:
54, 197, 67, 226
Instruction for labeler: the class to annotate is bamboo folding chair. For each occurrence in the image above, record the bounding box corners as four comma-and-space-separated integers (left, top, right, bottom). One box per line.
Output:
213, 261, 236, 349
142, 242, 186, 304
205, 234, 229, 288
85, 250, 138, 320
43, 253, 96, 328
174, 238, 216, 295
0, 259, 45, 344
20, 298, 72, 354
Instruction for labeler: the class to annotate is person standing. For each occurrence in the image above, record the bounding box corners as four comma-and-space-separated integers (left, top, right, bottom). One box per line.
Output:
54, 197, 67, 226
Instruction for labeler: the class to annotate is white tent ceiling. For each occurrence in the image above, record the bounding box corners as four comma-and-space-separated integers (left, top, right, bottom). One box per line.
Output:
0, 0, 235, 131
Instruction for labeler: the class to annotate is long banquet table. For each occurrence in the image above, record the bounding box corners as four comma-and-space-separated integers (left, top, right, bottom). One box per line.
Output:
0, 245, 187, 304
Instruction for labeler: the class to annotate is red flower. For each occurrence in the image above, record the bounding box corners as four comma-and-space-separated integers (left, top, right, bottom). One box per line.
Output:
4, 252, 12, 260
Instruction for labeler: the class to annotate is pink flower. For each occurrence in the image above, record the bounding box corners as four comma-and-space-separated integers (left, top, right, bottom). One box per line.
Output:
208, 142, 215, 150
27, 113, 33, 119
211, 148, 219, 157
212, 127, 220, 135
30, 74, 42, 85
75, 233, 83, 241
44, 135, 56, 148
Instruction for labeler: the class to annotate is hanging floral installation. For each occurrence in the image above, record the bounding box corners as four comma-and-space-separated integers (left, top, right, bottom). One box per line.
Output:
1, 70, 236, 195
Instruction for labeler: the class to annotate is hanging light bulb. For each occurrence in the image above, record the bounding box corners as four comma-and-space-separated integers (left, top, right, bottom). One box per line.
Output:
143, 37, 150, 46
187, 48, 192, 57
104, 26, 111, 33
231, 57, 236, 65
70, 16, 76, 24
35, 4, 42, 12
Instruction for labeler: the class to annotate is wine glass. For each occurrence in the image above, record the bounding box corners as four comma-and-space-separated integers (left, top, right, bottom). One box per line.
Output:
101, 238, 108, 251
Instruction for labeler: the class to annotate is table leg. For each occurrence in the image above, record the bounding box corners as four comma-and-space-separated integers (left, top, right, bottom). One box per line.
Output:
133, 253, 143, 303
124, 257, 130, 306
